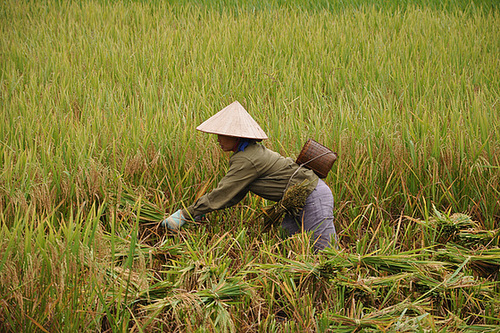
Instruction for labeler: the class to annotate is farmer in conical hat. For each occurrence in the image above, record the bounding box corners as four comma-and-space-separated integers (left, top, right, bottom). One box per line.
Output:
162, 101, 338, 251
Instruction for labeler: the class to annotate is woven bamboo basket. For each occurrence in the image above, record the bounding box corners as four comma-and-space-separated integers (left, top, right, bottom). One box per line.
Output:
296, 139, 337, 178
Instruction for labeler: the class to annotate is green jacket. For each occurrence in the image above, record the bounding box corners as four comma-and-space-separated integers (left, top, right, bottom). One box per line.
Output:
183, 142, 319, 218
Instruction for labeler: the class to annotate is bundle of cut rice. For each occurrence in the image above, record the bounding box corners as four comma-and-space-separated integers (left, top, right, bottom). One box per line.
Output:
260, 180, 310, 228
427, 208, 499, 248
114, 187, 165, 224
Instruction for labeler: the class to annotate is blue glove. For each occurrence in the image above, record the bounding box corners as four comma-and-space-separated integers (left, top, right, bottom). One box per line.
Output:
161, 209, 188, 230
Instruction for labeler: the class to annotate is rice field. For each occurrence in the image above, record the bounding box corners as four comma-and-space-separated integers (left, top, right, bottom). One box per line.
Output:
1, 0, 499, 331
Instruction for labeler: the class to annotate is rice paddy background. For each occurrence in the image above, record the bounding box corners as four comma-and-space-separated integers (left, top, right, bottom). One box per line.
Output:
1, 0, 499, 331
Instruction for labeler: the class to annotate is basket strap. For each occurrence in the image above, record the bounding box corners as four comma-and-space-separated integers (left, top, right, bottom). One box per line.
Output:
298, 151, 335, 168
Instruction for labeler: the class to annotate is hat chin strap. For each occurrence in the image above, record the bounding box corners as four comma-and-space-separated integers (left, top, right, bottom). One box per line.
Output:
231, 138, 241, 152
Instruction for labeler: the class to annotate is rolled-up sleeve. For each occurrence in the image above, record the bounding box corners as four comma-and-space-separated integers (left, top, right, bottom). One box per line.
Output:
184, 155, 259, 218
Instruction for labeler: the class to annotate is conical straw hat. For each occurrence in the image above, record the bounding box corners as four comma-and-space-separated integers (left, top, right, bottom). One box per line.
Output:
196, 101, 268, 140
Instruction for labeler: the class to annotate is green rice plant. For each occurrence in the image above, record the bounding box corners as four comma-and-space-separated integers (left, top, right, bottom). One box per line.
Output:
1, 0, 499, 331
2, 0, 499, 225
0, 204, 110, 332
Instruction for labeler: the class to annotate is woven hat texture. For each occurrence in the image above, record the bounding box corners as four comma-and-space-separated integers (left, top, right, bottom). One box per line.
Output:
196, 101, 268, 140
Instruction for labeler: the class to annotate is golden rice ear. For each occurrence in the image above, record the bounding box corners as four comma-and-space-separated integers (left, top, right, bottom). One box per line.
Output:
196, 101, 268, 140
